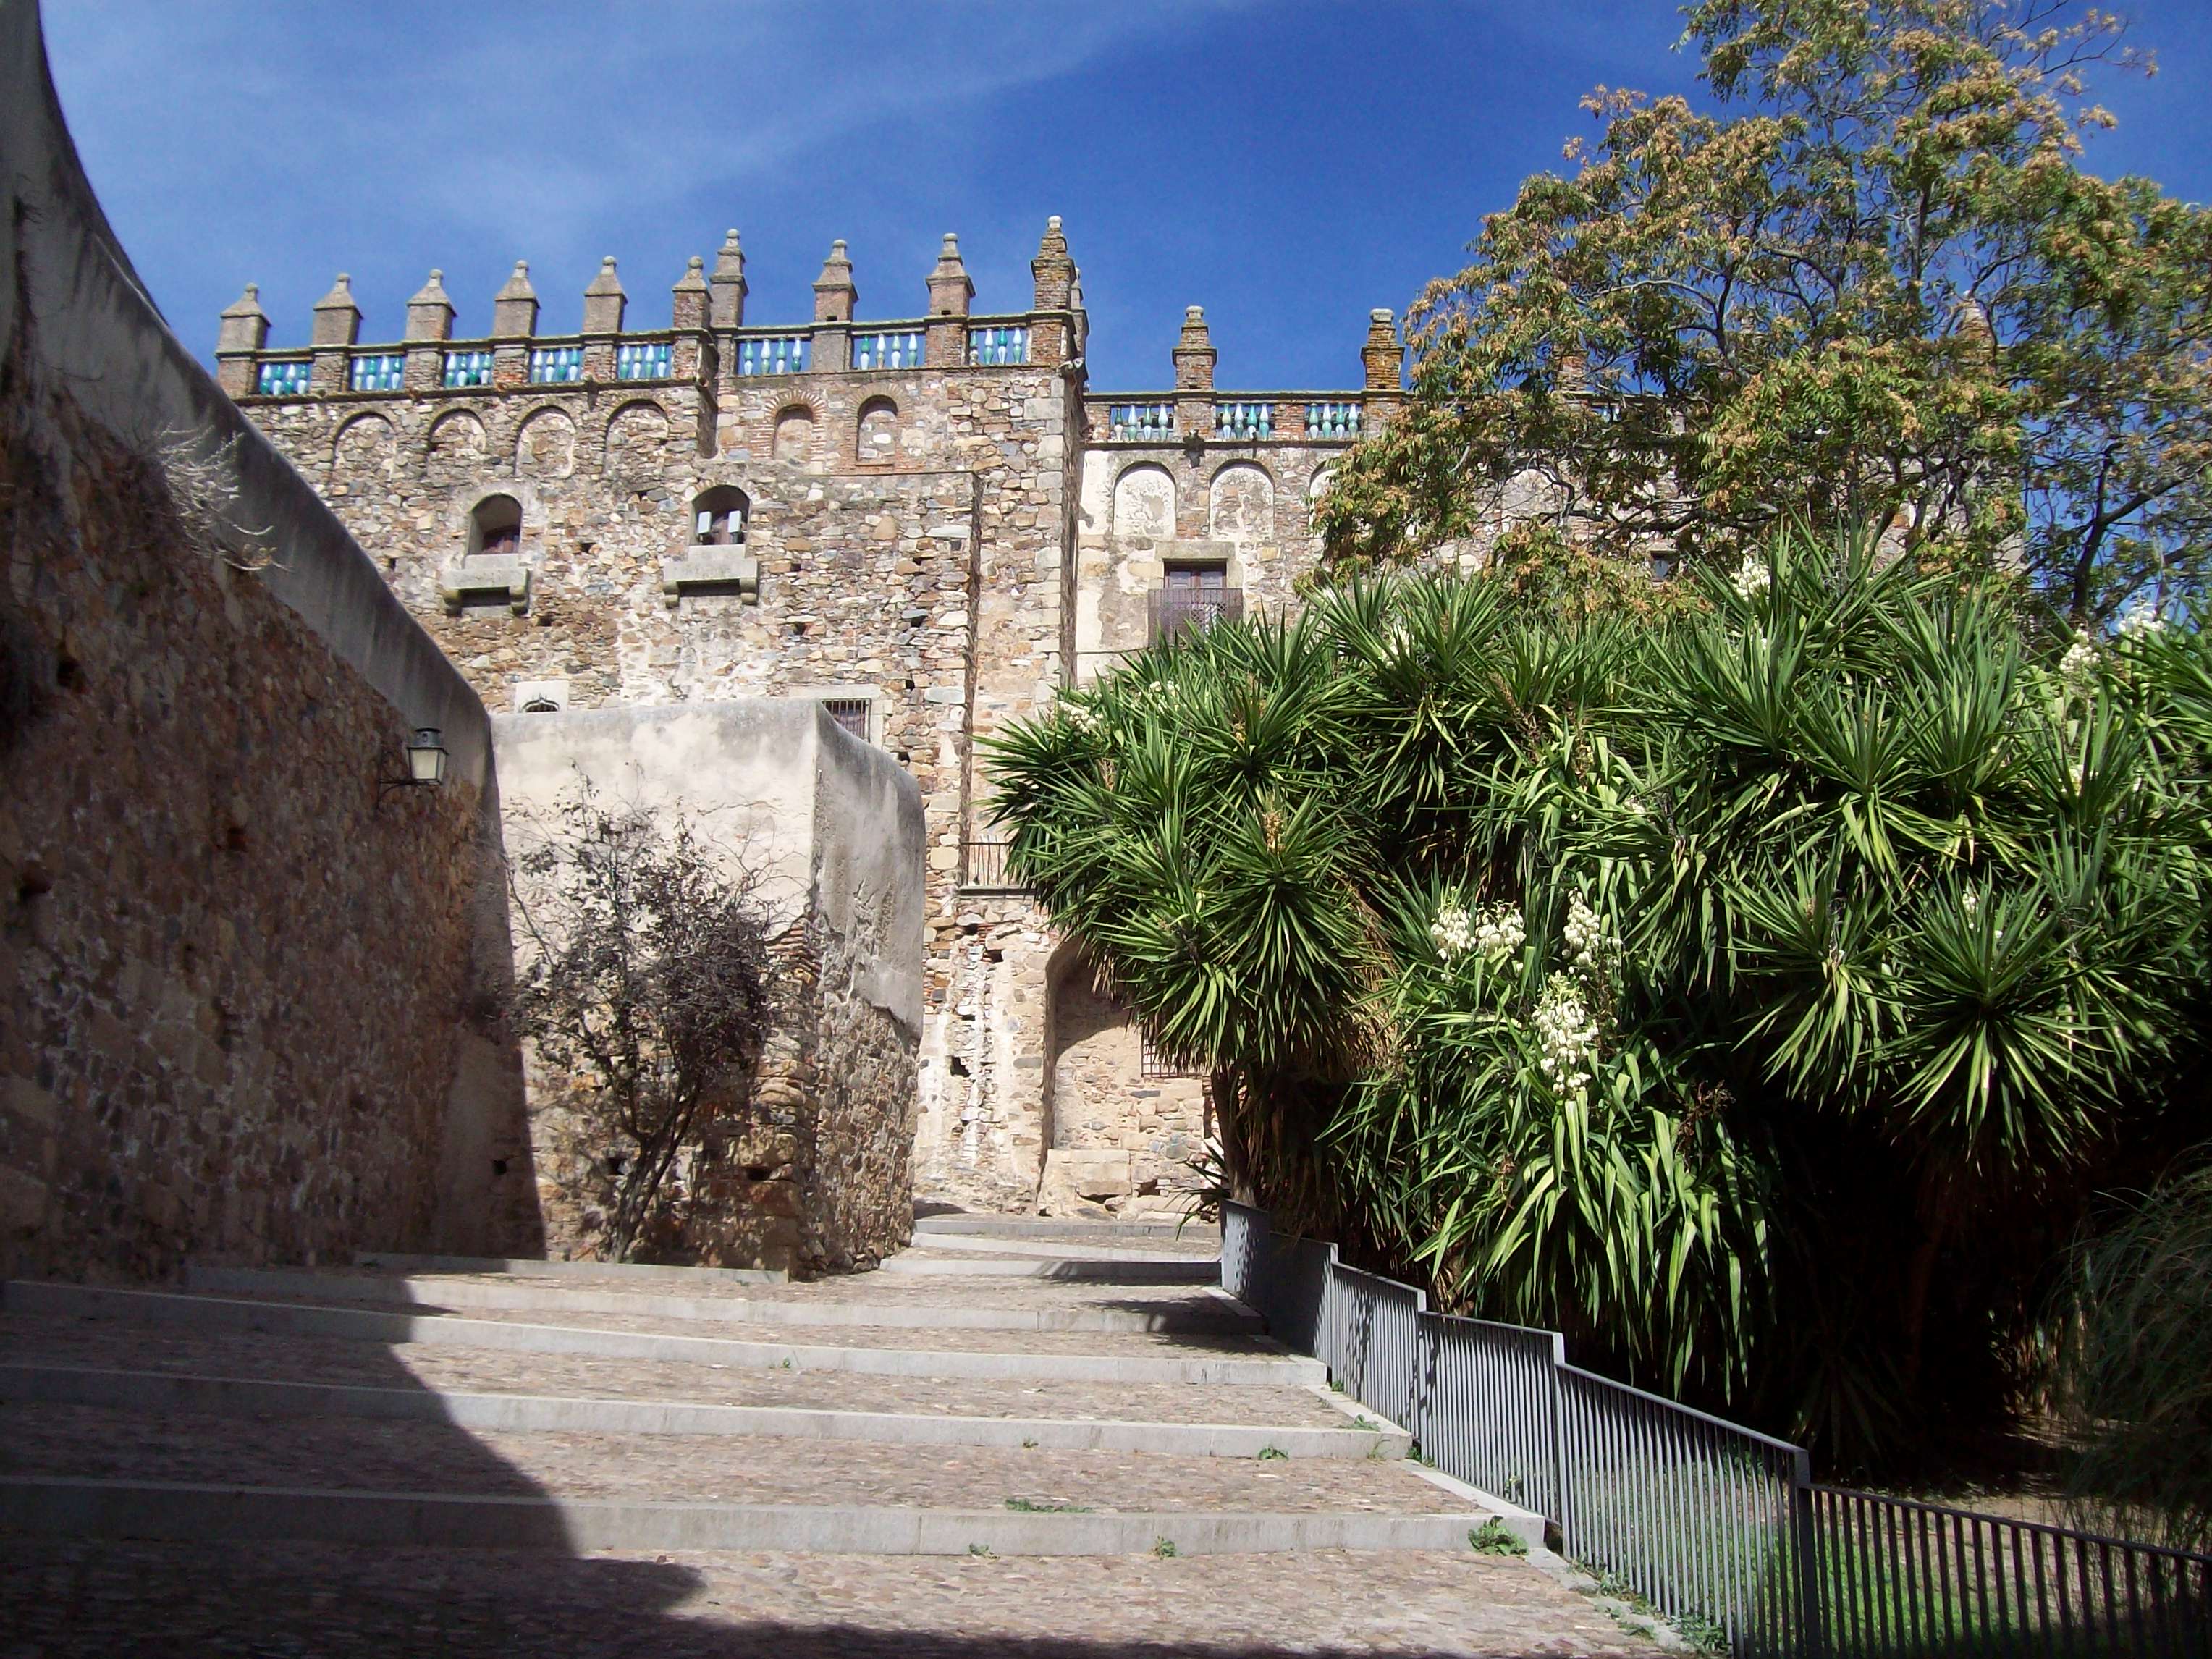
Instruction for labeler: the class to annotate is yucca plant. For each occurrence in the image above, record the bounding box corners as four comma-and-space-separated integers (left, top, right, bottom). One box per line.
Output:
989, 529, 2212, 1466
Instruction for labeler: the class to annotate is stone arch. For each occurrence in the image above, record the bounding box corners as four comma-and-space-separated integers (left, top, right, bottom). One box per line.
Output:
772, 403, 816, 466
332, 412, 396, 479
1207, 460, 1275, 541
467, 492, 523, 557
856, 396, 898, 465
1305, 466, 1335, 536
603, 400, 670, 489
514, 406, 577, 479
1111, 462, 1176, 543
423, 410, 488, 486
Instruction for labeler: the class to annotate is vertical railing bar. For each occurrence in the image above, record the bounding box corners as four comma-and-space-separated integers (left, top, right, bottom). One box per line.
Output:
1970, 1512, 1991, 1649
2098, 1540, 2119, 1658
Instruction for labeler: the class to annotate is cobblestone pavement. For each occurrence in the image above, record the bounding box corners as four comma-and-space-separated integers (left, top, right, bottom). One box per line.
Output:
1, 1539, 1655, 1657
196, 1295, 1275, 1356
7, 1404, 1451, 1511
318, 1267, 1239, 1312
2, 1242, 1655, 1655
1, 1320, 1351, 1426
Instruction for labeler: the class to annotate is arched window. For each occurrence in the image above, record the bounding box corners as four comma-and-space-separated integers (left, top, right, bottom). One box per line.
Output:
469, 494, 522, 558
856, 397, 898, 464
691, 485, 748, 548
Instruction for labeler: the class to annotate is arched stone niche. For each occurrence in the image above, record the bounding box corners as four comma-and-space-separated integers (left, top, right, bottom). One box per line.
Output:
423, 410, 487, 486
333, 412, 396, 479
773, 405, 815, 466
856, 397, 898, 465
1112, 463, 1176, 543
1208, 461, 1274, 541
515, 407, 577, 479
604, 402, 670, 489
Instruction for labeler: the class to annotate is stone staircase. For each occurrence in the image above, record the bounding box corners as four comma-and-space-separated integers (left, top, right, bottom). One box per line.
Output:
0, 1217, 1652, 1655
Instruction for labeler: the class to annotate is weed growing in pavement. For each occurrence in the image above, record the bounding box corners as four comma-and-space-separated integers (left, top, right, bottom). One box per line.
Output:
1152, 1537, 1179, 1558
1468, 1519, 1528, 1557
967, 1543, 996, 1558
1004, 1498, 1091, 1513
1257, 1445, 1288, 1461
1021, 1438, 1039, 1449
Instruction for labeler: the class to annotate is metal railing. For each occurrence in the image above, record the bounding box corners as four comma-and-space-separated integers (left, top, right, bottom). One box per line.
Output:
959, 838, 1029, 891
1220, 1201, 2212, 1658
1149, 586, 1244, 643
1810, 1487, 2209, 1657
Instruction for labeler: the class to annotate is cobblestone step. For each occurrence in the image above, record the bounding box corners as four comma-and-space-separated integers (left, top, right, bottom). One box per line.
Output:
1, 1537, 1660, 1657
889, 1233, 1220, 1262
1, 1318, 1359, 1427
914, 1213, 1201, 1239
1, 1364, 1409, 1459
185, 1265, 1262, 1335
876, 1252, 1221, 1281
355, 1252, 786, 1285
2, 1476, 1499, 1557
1, 1283, 1324, 1386
4, 1403, 1444, 1514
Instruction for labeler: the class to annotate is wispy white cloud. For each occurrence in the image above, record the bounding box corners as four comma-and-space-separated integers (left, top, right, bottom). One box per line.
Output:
46, 1, 1242, 259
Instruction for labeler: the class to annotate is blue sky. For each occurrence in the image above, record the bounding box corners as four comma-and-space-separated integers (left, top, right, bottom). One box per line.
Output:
43, 0, 2212, 394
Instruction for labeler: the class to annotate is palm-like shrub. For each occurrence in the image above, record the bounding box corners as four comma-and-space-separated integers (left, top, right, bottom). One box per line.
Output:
991, 532, 2212, 1466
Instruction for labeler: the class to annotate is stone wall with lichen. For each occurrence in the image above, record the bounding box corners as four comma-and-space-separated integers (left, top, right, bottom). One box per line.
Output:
0, 7, 537, 1279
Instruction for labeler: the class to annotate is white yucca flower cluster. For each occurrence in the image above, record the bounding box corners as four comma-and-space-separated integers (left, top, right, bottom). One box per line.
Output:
1473, 903, 1526, 957
1562, 892, 1613, 971
1432, 900, 1526, 963
1532, 974, 1599, 1094
2117, 607, 2166, 640
1430, 903, 1477, 960
1960, 885, 1979, 916
1063, 701, 1103, 735
2059, 630, 2099, 692
1732, 556, 1772, 601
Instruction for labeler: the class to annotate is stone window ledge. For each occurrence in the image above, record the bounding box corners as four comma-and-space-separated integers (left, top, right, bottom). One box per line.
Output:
439, 553, 532, 615
661, 546, 759, 607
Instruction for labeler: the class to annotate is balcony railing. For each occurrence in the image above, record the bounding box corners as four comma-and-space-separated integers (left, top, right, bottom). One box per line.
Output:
528, 345, 583, 385
348, 352, 405, 392
1215, 401, 1275, 440
1305, 400, 1362, 439
960, 838, 1029, 891
1109, 402, 1176, 441
850, 329, 925, 371
967, 325, 1029, 366
616, 341, 673, 380
443, 349, 496, 388
256, 358, 312, 397
1149, 586, 1244, 643
737, 334, 810, 376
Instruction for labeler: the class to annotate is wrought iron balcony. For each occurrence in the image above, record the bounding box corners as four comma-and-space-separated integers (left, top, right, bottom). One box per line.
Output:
1148, 586, 1244, 644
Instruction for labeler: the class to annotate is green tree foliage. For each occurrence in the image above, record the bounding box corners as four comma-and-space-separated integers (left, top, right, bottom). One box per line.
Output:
1316, 0, 2212, 623
989, 536, 2212, 1468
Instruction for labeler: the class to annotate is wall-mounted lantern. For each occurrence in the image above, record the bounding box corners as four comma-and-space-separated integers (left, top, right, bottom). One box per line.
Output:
379, 727, 449, 803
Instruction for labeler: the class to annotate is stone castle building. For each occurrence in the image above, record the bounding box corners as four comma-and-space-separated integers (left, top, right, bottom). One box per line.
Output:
216, 224, 1407, 1215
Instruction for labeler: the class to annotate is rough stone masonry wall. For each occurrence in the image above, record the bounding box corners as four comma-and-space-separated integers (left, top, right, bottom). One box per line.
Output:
247, 329, 1072, 1214
0, 2, 536, 1281
489, 703, 922, 1275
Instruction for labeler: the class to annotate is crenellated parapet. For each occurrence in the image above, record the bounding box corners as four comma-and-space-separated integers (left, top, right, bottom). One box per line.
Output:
1081, 308, 1401, 448
216, 222, 1084, 405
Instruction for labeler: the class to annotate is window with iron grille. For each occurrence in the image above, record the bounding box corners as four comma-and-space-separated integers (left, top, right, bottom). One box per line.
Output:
822, 698, 870, 741
256, 359, 313, 397
348, 353, 405, 392
1140, 1031, 1199, 1078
